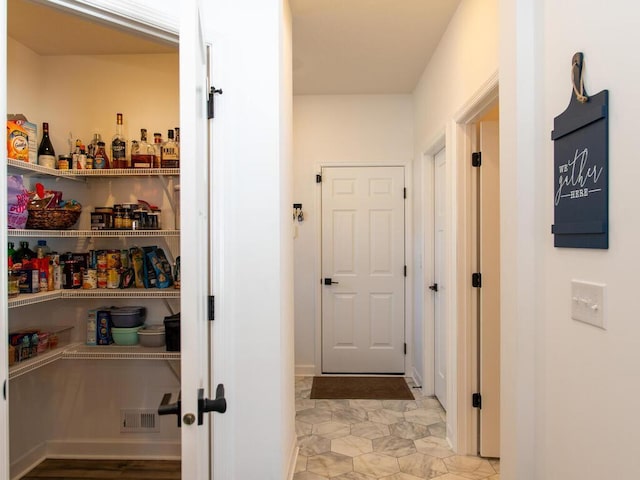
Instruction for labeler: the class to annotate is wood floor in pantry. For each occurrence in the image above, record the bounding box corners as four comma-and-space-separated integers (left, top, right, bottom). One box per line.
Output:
20, 459, 181, 479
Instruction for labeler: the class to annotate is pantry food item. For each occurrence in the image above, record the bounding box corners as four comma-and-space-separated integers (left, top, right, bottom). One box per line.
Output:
7, 120, 29, 161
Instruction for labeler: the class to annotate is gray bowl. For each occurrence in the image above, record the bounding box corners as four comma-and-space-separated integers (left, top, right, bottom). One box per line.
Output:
138, 325, 165, 347
110, 306, 146, 328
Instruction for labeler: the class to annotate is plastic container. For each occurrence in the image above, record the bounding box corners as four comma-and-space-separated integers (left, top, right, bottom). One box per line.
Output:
109, 306, 146, 327
111, 325, 142, 346
138, 325, 166, 347
164, 313, 180, 352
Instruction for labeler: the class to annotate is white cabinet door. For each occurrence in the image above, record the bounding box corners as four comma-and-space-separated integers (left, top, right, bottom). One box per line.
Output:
179, 0, 214, 477
0, 0, 9, 475
321, 166, 406, 374
433, 148, 447, 410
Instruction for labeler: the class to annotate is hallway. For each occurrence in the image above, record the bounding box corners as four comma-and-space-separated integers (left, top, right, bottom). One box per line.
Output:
294, 377, 499, 479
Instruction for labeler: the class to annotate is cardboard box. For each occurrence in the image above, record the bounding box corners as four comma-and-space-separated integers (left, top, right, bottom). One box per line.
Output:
7, 114, 37, 163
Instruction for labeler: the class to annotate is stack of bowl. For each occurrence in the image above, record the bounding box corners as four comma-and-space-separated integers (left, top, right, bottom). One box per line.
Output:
110, 307, 145, 345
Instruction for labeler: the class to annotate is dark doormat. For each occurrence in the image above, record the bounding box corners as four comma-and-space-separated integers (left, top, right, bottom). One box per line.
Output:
310, 376, 414, 400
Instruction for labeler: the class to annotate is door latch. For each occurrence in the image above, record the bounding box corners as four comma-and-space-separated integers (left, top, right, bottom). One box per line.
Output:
198, 384, 227, 425
428, 283, 439, 292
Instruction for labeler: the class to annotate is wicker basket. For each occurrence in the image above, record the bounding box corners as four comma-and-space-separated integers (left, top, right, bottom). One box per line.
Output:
26, 205, 82, 230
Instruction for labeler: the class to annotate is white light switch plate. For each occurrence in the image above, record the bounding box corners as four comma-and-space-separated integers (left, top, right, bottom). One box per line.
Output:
571, 280, 606, 329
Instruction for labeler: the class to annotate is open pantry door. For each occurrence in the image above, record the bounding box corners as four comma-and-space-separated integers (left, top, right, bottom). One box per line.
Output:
178, 0, 221, 477
0, 0, 9, 475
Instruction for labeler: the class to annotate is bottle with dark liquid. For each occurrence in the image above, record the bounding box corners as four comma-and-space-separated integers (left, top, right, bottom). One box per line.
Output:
131, 129, 155, 168
38, 122, 56, 169
111, 113, 128, 168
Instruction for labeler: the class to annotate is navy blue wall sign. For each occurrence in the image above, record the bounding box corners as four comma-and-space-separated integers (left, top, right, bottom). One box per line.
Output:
551, 52, 609, 249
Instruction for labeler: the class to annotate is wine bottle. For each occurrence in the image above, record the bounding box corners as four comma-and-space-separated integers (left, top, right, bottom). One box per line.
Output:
38, 122, 56, 169
111, 113, 128, 168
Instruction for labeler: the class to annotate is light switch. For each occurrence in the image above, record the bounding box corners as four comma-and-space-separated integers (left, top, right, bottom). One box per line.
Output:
571, 280, 606, 329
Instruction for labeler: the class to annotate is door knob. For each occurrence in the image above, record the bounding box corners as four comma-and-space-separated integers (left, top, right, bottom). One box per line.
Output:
158, 392, 182, 427
324, 278, 339, 285
428, 283, 438, 292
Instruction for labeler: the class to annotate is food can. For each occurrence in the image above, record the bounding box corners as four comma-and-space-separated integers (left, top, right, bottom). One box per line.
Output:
106, 268, 120, 289
97, 270, 108, 289
96, 251, 107, 271
57, 155, 71, 170
106, 250, 121, 269
83, 268, 97, 289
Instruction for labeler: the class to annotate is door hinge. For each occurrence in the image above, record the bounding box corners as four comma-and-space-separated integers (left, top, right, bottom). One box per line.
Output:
472, 392, 482, 409
404, 265, 407, 277
472, 151, 482, 167
404, 343, 407, 355
208, 295, 215, 321
316, 174, 322, 183
2, 379, 5, 400
403, 187, 407, 199
207, 86, 223, 119
472, 272, 482, 288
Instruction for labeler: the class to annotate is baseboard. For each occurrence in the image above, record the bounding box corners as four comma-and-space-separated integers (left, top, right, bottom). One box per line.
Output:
295, 364, 316, 376
11, 442, 47, 480
286, 442, 300, 480
45, 438, 181, 460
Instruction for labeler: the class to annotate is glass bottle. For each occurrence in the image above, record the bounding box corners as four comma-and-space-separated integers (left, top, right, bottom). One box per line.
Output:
88, 133, 101, 157
12, 241, 36, 268
37, 122, 56, 169
111, 113, 128, 168
93, 141, 110, 169
8, 242, 16, 268
161, 129, 179, 168
131, 128, 155, 168
153, 132, 163, 168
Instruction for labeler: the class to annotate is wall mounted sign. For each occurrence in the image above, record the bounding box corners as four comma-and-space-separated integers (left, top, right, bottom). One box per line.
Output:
551, 52, 609, 249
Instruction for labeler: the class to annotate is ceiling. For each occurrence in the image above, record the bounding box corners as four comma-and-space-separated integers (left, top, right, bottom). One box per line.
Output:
291, 0, 462, 95
8, 0, 461, 94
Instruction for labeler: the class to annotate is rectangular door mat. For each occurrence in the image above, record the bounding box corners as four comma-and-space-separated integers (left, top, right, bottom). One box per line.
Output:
310, 376, 414, 400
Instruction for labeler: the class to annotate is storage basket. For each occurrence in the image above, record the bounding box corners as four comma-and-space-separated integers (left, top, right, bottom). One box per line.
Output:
26, 205, 81, 230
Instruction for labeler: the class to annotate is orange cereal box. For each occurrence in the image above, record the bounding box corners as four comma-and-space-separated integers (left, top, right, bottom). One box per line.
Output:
7, 120, 29, 161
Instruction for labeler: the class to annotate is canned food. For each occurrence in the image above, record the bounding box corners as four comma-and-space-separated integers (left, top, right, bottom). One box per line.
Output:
106, 268, 120, 289
97, 270, 108, 289
106, 250, 121, 269
97, 251, 107, 271
83, 269, 97, 289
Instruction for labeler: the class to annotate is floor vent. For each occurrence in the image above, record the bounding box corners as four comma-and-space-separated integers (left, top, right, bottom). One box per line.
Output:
120, 409, 160, 433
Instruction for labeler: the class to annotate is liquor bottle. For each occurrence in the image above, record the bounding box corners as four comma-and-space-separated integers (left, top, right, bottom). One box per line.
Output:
94, 141, 110, 169
38, 122, 56, 169
153, 132, 163, 168
161, 129, 179, 168
131, 128, 155, 168
111, 113, 128, 168
12, 241, 36, 268
8, 242, 16, 268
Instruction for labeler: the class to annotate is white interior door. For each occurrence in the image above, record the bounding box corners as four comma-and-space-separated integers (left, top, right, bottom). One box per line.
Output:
0, 0, 9, 474
478, 120, 500, 458
321, 166, 405, 374
179, 0, 213, 477
433, 148, 447, 409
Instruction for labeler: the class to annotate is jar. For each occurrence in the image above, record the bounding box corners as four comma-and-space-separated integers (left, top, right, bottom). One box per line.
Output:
8, 270, 20, 298
57, 154, 71, 170
122, 208, 132, 229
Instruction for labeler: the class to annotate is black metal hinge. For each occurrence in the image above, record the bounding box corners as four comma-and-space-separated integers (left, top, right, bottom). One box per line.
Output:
208, 295, 215, 321
472, 392, 482, 409
404, 265, 407, 277
403, 187, 407, 199
316, 174, 322, 183
404, 343, 407, 355
207, 86, 223, 119
472, 272, 482, 288
472, 151, 482, 167
2, 380, 5, 400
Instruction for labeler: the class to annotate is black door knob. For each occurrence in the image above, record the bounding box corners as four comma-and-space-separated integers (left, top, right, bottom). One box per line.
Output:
324, 278, 339, 285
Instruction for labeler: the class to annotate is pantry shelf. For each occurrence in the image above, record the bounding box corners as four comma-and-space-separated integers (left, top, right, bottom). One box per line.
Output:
8, 229, 180, 238
8, 158, 179, 178
9, 347, 65, 380
62, 344, 181, 361
9, 289, 180, 308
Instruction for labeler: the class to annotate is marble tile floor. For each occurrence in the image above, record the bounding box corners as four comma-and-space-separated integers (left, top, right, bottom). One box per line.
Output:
294, 376, 500, 480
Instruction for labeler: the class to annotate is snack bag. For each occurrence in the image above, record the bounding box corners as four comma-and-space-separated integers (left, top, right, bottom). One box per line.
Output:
8, 175, 29, 229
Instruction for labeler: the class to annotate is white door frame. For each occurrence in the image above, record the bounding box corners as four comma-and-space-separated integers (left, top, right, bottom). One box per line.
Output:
450, 72, 499, 454
314, 162, 413, 377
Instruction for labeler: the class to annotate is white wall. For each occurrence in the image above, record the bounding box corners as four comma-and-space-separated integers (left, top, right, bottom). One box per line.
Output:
502, 0, 640, 479
292, 95, 413, 374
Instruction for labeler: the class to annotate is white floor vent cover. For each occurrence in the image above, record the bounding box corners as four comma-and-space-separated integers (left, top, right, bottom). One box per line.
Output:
120, 409, 160, 433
